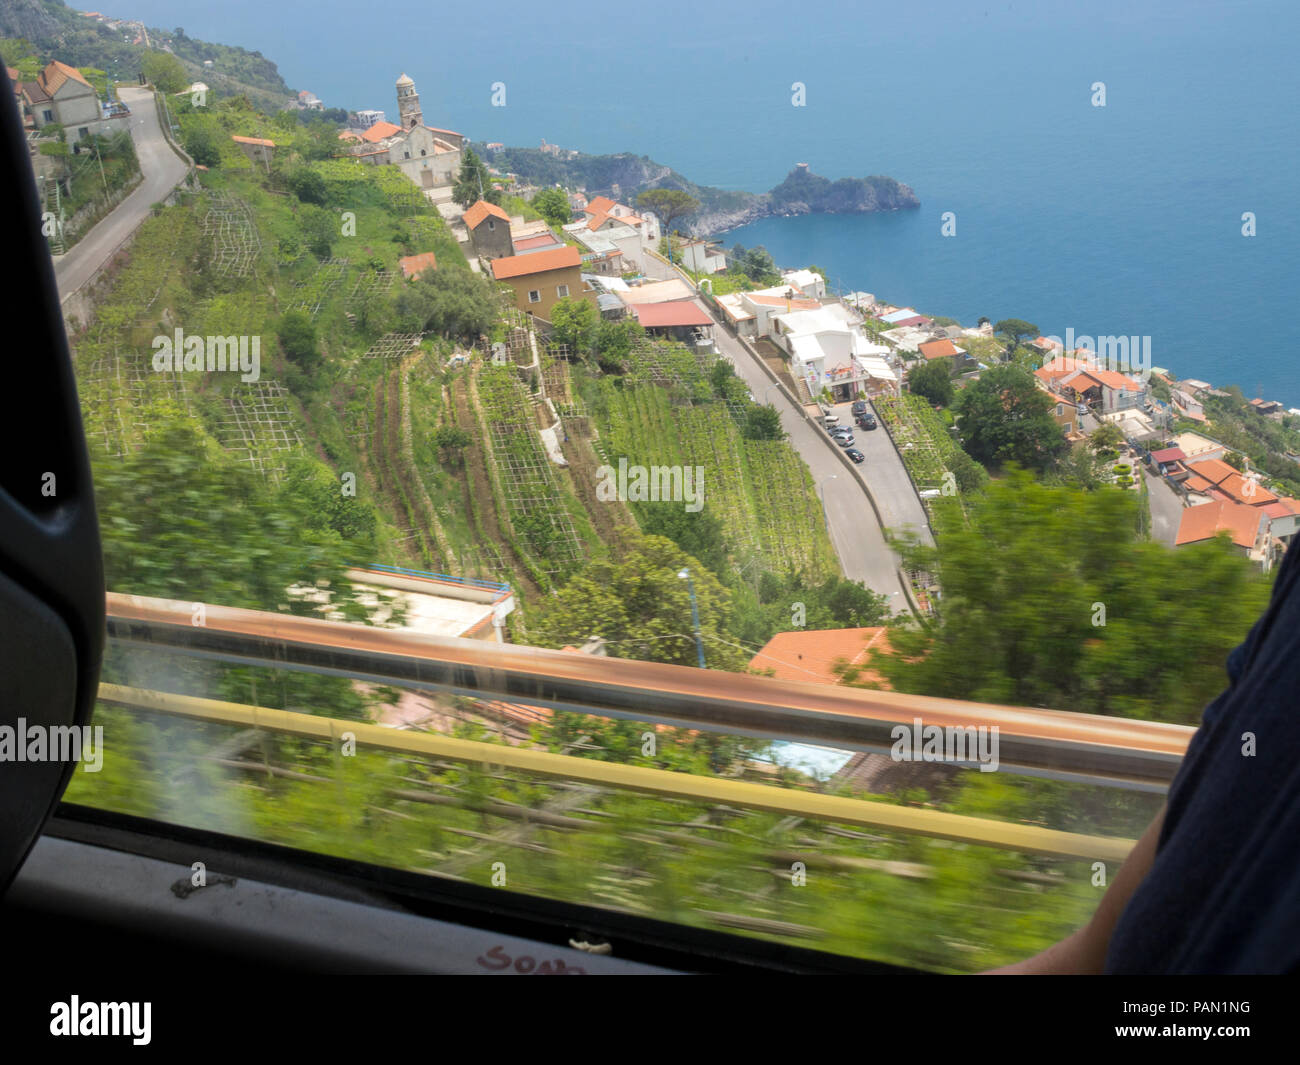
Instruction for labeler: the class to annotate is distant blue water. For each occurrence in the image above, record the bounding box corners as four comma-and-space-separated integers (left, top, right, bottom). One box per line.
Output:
132, 0, 1300, 402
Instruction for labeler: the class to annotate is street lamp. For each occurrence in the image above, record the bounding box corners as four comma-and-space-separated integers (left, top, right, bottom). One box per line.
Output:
677, 568, 706, 669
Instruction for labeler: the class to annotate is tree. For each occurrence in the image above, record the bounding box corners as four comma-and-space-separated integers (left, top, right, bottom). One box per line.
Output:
432, 425, 473, 466
532, 187, 571, 228
533, 532, 748, 671
183, 124, 220, 167
393, 268, 499, 341
288, 166, 327, 205
955, 365, 1067, 471
994, 318, 1040, 351
278, 311, 319, 370
874, 470, 1271, 724
141, 51, 188, 94
635, 188, 700, 254
737, 246, 780, 285
550, 297, 599, 354
1088, 421, 1124, 454
743, 404, 785, 441
908, 359, 955, 407
297, 204, 336, 259
452, 149, 499, 208
1223, 451, 1246, 471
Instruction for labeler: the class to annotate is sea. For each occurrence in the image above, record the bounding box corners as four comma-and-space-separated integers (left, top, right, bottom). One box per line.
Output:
130, 0, 1300, 402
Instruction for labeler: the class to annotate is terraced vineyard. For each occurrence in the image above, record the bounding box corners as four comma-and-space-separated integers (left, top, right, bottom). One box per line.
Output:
874, 393, 969, 524
592, 378, 837, 580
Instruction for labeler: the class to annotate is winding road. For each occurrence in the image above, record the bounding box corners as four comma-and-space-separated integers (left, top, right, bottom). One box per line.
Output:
641, 252, 931, 613
52, 85, 189, 302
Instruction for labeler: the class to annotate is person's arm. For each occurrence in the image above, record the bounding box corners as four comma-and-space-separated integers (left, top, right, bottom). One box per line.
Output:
984, 803, 1165, 974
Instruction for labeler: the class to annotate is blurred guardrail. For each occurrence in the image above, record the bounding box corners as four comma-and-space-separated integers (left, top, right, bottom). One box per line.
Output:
106, 593, 1193, 791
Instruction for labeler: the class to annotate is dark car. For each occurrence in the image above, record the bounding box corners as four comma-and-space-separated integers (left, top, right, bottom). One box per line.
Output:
850, 400, 868, 415
856, 412, 878, 430
846, 447, 865, 463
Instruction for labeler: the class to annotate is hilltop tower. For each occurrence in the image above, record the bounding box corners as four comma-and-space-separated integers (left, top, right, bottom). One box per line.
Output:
396, 72, 422, 129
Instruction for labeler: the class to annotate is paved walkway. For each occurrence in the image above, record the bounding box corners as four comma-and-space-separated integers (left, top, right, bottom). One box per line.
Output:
52, 86, 190, 302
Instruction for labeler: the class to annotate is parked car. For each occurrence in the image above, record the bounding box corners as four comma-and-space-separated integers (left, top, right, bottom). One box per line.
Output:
835, 434, 855, 447
850, 400, 868, 415
846, 448, 865, 463
857, 412, 878, 430
829, 425, 852, 437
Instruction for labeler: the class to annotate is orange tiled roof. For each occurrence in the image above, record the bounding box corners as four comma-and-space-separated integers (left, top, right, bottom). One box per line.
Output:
398, 252, 438, 279
489, 246, 580, 278
1217, 471, 1277, 507
1175, 501, 1262, 549
918, 339, 959, 360
748, 627, 894, 688
463, 199, 511, 229
361, 121, 402, 143
584, 195, 616, 215
1184, 457, 1238, 486
39, 60, 92, 96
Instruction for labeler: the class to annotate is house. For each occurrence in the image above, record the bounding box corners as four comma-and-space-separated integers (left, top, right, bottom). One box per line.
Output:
576, 212, 645, 272
1171, 431, 1228, 463
917, 338, 971, 371
22, 61, 101, 140
781, 269, 827, 300
1250, 398, 1284, 417
1169, 385, 1207, 423
629, 301, 714, 347
771, 307, 898, 401
1150, 446, 1189, 481
1031, 336, 1064, 357
726, 288, 823, 339
680, 239, 727, 275
1034, 355, 1146, 413
567, 226, 624, 276
231, 135, 275, 169
1037, 383, 1087, 441
490, 246, 591, 320
297, 89, 323, 110
1181, 457, 1277, 508
581, 195, 660, 243
1175, 500, 1266, 558
353, 109, 386, 130
617, 279, 696, 306
463, 199, 514, 261
398, 252, 438, 280
878, 307, 931, 329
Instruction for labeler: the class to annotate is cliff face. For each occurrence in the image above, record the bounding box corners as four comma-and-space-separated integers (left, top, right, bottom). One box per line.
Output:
483, 147, 919, 236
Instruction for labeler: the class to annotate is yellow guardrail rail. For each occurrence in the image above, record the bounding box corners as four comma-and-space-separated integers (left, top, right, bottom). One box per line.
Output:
98, 683, 1137, 863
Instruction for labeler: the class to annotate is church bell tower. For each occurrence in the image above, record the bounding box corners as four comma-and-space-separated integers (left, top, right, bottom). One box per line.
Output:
396, 72, 423, 129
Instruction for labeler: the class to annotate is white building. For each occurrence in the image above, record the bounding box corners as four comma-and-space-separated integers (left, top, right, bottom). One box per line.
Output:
781, 268, 827, 300
680, 239, 727, 274
771, 306, 898, 401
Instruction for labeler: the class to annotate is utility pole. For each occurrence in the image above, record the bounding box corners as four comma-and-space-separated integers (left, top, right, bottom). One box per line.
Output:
677, 568, 706, 669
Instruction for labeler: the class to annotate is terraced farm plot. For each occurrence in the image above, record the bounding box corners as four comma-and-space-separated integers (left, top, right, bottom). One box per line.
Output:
477, 366, 586, 579
200, 192, 262, 278
216, 380, 303, 479
290, 258, 350, 318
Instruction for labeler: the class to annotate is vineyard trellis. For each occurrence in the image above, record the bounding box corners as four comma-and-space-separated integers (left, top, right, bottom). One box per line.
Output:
199, 192, 261, 277
875, 394, 970, 524
345, 268, 394, 309
216, 380, 303, 480
290, 257, 350, 318
477, 366, 585, 578
362, 332, 426, 360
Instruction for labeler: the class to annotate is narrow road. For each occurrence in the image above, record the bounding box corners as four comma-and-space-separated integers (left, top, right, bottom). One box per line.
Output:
53, 85, 189, 301
641, 251, 921, 612
1145, 468, 1185, 546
